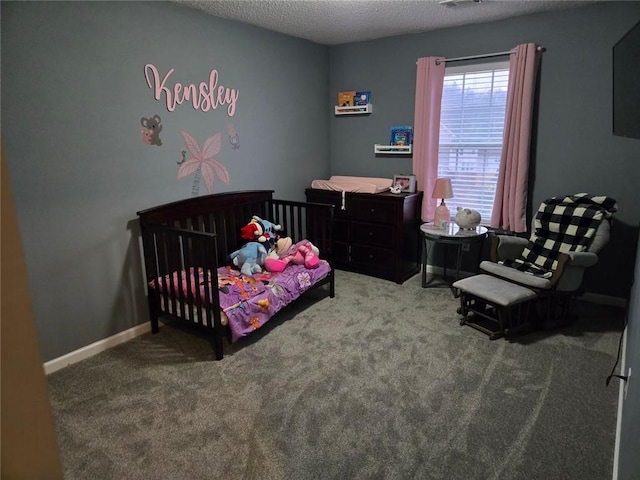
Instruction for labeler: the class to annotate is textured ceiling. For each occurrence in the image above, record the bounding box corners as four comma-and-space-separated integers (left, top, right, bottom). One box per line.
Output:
172, 0, 598, 45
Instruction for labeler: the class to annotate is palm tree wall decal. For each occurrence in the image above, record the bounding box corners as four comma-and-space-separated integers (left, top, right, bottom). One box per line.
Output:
177, 131, 230, 195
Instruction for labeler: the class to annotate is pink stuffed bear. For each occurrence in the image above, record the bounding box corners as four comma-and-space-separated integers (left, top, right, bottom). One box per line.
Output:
264, 238, 320, 273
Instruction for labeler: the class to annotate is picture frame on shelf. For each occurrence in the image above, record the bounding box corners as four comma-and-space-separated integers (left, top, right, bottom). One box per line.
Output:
337, 90, 356, 107
354, 91, 371, 106
392, 174, 416, 193
390, 125, 413, 146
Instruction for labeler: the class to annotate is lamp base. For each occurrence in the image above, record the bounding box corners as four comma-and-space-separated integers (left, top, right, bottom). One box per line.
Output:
434, 203, 450, 229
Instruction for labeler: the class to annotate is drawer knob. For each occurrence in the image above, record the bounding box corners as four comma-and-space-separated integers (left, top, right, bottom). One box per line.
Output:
370, 208, 375, 213
368, 231, 373, 236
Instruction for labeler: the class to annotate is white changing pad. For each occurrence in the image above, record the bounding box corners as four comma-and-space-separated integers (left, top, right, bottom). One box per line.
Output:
310, 176, 392, 194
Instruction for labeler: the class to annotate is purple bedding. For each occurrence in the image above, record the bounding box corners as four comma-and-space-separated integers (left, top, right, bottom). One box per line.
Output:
150, 260, 331, 342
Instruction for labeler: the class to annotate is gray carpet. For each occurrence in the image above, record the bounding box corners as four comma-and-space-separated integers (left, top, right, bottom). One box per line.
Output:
48, 270, 624, 480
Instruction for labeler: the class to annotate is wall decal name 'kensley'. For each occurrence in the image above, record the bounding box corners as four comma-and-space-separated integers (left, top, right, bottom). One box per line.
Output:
144, 64, 239, 116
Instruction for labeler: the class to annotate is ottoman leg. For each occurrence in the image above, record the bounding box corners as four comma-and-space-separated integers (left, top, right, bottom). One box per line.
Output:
453, 275, 537, 340
493, 308, 507, 340
457, 293, 466, 317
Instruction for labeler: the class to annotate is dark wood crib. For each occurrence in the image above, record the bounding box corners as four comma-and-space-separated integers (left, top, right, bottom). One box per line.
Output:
137, 190, 334, 360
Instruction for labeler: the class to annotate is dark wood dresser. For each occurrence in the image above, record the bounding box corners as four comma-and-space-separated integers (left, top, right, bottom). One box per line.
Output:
305, 188, 423, 284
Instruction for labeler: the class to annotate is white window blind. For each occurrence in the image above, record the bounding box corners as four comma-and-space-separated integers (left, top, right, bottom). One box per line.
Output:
438, 61, 510, 223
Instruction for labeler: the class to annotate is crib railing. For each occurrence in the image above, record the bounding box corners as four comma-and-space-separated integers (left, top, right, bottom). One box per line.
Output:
137, 191, 335, 359
139, 223, 227, 357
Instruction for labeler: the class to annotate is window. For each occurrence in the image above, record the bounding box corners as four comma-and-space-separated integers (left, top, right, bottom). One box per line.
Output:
438, 61, 509, 222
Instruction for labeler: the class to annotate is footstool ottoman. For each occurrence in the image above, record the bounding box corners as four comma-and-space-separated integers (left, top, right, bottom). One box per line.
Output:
452, 274, 537, 340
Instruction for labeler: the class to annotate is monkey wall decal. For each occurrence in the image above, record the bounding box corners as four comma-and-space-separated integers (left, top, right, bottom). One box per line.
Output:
140, 114, 163, 146
227, 122, 240, 149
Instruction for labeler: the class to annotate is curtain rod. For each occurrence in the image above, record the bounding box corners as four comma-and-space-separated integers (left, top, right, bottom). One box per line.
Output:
431, 45, 546, 65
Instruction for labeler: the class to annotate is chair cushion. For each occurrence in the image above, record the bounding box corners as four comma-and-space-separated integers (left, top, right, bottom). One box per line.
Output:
480, 261, 552, 290
453, 274, 537, 307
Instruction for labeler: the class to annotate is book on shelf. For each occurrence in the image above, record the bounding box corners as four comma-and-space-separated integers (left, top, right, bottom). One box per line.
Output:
353, 91, 371, 106
337, 91, 356, 107
389, 125, 413, 147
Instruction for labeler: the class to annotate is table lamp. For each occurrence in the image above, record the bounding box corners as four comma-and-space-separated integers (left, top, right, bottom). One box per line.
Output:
432, 178, 453, 228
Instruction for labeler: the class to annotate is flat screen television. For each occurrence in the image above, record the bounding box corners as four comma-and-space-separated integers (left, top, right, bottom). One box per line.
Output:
613, 21, 640, 139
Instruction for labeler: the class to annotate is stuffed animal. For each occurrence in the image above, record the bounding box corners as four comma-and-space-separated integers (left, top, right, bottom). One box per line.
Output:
454, 207, 482, 230
228, 242, 268, 276
266, 236, 292, 261
240, 215, 282, 247
264, 238, 320, 273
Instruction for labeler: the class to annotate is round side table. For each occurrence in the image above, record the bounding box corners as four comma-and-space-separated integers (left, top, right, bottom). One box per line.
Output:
420, 223, 488, 292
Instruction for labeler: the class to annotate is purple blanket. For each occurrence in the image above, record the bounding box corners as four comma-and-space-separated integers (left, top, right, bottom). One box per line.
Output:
150, 261, 331, 342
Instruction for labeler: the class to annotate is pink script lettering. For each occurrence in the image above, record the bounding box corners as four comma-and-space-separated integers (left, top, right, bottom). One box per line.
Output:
144, 64, 239, 116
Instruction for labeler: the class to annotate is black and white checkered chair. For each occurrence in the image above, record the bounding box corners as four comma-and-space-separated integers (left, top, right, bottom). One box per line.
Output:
454, 194, 617, 338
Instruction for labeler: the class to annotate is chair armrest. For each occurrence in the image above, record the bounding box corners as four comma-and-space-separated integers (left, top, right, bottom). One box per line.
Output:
565, 251, 599, 268
553, 252, 598, 291
490, 235, 529, 262
534, 252, 596, 289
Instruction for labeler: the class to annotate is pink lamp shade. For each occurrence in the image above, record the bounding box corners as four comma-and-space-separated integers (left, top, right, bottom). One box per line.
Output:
432, 178, 453, 228
432, 178, 453, 200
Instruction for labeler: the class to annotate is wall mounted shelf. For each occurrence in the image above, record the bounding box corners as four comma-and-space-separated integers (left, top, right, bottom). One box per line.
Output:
334, 104, 373, 115
374, 144, 412, 155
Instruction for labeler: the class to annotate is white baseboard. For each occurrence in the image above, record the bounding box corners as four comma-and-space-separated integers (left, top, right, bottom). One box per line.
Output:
612, 326, 627, 480
44, 322, 152, 375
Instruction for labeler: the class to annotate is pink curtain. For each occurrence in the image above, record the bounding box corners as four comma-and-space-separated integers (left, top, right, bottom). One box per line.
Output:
413, 57, 445, 222
491, 43, 542, 233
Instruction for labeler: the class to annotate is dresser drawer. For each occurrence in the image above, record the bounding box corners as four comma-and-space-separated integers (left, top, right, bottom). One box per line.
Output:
350, 220, 396, 248
348, 197, 396, 224
350, 244, 396, 270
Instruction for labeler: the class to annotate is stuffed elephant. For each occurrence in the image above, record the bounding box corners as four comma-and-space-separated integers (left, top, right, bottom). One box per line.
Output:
228, 242, 268, 276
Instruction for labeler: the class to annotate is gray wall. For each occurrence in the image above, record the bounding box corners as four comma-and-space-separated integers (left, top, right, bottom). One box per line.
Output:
329, 1, 640, 300
1, 1, 329, 361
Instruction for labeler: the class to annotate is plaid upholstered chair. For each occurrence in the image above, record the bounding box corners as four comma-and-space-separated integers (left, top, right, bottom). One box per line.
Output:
478, 194, 617, 326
